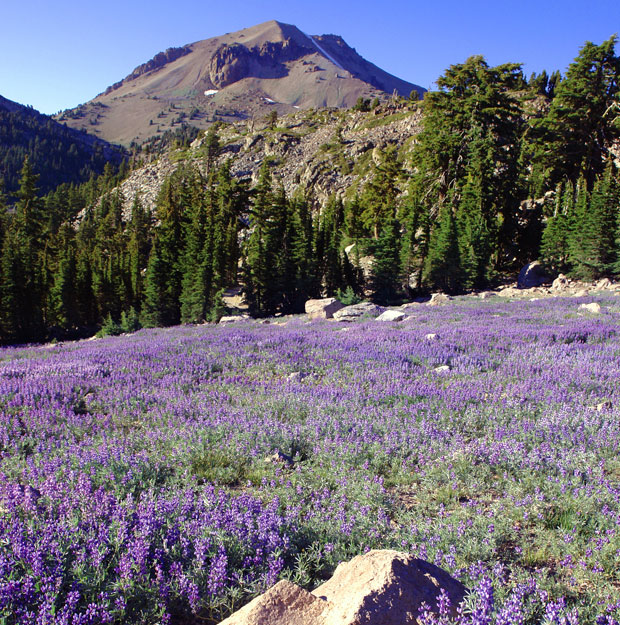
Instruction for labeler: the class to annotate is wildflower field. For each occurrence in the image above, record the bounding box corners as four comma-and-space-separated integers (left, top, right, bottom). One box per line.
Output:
2, 296, 620, 624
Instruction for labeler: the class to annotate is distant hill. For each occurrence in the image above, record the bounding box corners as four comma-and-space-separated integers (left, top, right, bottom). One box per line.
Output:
55, 20, 425, 146
0, 94, 126, 199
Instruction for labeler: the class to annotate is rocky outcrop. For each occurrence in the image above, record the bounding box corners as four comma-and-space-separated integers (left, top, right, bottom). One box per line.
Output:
220, 550, 467, 625
104, 46, 192, 95
333, 302, 385, 321
428, 293, 452, 306
209, 43, 254, 88
305, 298, 344, 319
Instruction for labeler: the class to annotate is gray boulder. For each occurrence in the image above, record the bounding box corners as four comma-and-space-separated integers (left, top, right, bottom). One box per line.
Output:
333, 302, 385, 321
517, 261, 549, 288
376, 310, 406, 322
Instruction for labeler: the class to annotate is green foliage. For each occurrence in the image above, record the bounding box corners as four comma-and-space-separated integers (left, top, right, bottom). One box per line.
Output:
335, 286, 362, 306
424, 203, 462, 293
528, 35, 620, 189
371, 218, 403, 303
97, 313, 123, 337
0, 101, 124, 199
352, 97, 371, 112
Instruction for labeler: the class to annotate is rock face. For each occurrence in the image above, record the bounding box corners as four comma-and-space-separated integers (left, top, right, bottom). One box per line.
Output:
220, 551, 467, 625
333, 302, 385, 321
517, 261, 549, 288
305, 298, 344, 319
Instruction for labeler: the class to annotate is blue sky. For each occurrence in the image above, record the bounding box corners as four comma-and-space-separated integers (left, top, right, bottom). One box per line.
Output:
1, 0, 619, 114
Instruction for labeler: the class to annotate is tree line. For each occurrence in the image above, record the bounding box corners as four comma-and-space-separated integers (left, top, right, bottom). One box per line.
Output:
1, 36, 620, 343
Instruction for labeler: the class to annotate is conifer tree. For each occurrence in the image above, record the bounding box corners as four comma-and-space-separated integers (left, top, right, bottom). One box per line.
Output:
141, 239, 168, 327
49, 223, 78, 330
570, 165, 619, 278
371, 217, 402, 303
424, 202, 462, 293
530, 36, 620, 188
127, 195, 151, 309
457, 174, 492, 289
243, 163, 277, 316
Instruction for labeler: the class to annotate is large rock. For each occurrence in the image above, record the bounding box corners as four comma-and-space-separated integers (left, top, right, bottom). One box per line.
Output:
579, 302, 601, 314
428, 293, 451, 306
314, 550, 467, 625
593, 278, 612, 291
517, 261, 549, 288
220, 551, 467, 625
552, 274, 570, 291
219, 579, 331, 625
219, 315, 251, 324
376, 310, 406, 322
333, 302, 385, 321
305, 298, 344, 320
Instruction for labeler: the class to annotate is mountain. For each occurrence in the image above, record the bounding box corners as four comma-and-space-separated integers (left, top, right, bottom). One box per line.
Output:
0, 94, 126, 199
55, 20, 424, 147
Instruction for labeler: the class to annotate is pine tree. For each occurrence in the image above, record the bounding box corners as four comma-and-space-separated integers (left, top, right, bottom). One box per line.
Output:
371, 217, 402, 303
457, 174, 492, 289
424, 202, 462, 293
570, 165, 619, 278
243, 163, 280, 316
141, 239, 168, 327
49, 224, 78, 330
0, 229, 24, 341
529, 36, 620, 188
127, 195, 151, 309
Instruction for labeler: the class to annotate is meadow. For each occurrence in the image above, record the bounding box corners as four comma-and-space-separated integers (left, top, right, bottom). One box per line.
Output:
1, 295, 620, 624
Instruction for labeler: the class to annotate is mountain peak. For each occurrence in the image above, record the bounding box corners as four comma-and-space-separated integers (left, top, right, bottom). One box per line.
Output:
56, 21, 424, 146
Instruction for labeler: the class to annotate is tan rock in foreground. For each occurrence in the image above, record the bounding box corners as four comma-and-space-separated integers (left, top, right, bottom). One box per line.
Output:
219, 580, 331, 625
314, 550, 466, 625
219, 550, 467, 625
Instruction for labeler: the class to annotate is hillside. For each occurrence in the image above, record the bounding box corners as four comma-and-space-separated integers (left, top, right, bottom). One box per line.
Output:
0, 94, 125, 199
55, 20, 424, 146
114, 99, 422, 216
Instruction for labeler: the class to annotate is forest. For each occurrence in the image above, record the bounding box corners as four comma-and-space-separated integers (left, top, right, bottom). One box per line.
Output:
0, 36, 619, 344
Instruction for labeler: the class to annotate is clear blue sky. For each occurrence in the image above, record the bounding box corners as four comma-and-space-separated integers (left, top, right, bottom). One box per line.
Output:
1, 0, 619, 115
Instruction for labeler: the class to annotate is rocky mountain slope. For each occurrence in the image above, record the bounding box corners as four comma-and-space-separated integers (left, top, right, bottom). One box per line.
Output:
113, 99, 423, 216
56, 20, 424, 147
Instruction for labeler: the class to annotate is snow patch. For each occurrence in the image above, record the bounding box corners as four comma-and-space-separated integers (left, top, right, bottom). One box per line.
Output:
204, 90, 219, 96
301, 31, 345, 70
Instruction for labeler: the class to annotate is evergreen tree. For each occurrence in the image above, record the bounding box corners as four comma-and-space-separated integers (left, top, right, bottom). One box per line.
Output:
0, 229, 24, 341
529, 36, 620, 188
48, 223, 78, 330
371, 217, 402, 303
127, 195, 151, 309
570, 165, 619, 278
457, 174, 492, 289
141, 239, 168, 327
424, 202, 462, 293
361, 146, 403, 238
243, 163, 277, 316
